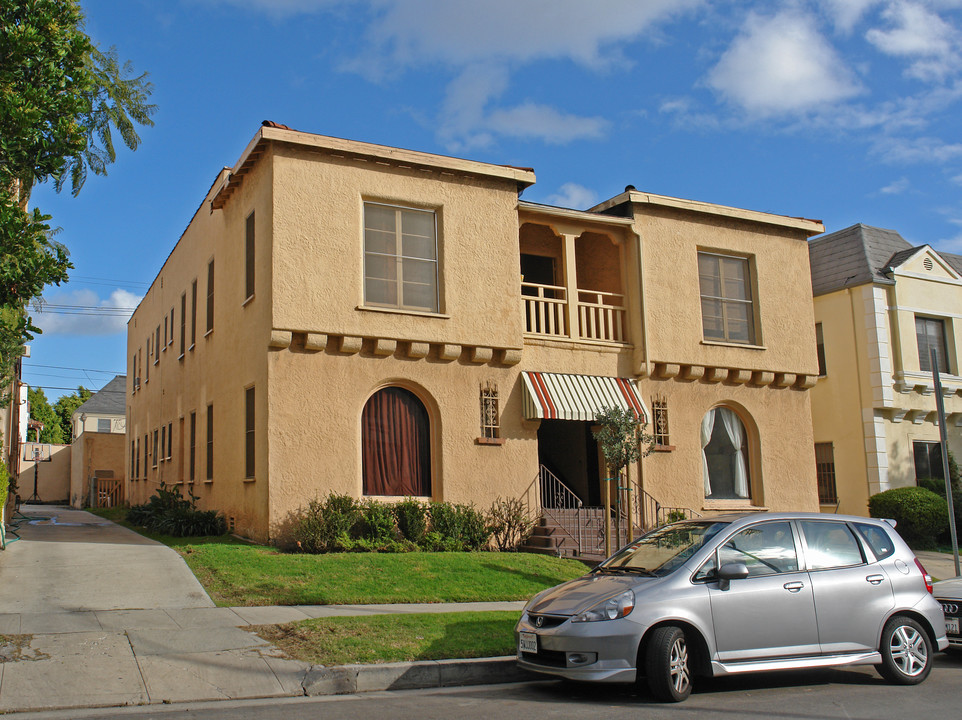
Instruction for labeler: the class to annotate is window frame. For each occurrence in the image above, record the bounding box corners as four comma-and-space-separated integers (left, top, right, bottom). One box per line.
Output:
206, 403, 214, 481
814, 442, 838, 505
916, 315, 949, 374
913, 440, 944, 481
245, 386, 255, 479
245, 211, 255, 303
697, 251, 756, 345
189, 411, 196, 482
206, 260, 215, 335
363, 201, 440, 314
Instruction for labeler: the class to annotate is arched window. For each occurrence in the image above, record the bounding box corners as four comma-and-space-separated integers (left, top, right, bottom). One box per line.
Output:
700, 407, 750, 500
362, 387, 431, 496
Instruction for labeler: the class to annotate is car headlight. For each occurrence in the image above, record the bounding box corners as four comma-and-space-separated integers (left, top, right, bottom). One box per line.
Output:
571, 589, 635, 623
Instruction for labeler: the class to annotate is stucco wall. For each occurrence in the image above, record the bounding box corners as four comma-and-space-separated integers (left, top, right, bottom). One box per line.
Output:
18, 443, 70, 504
69, 433, 125, 507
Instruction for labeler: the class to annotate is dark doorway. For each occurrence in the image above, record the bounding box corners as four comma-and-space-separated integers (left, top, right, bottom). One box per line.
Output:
521, 254, 557, 294
537, 420, 602, 506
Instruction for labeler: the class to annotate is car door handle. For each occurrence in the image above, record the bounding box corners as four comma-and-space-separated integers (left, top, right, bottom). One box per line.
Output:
783, 582, 804, 593
866, 574, 885, 585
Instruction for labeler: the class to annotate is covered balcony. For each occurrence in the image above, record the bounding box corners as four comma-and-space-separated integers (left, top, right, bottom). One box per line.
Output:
519, 213, 631, 345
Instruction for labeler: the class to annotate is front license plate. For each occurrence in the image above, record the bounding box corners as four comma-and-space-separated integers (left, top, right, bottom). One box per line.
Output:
947, 617, 960, 635
519, 632, 538, 653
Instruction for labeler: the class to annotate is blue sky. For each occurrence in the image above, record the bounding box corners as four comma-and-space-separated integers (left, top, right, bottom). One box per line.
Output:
23, 0, 962, 401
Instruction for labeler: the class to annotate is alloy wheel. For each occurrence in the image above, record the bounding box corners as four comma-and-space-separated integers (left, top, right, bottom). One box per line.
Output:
890, 624, 928, 677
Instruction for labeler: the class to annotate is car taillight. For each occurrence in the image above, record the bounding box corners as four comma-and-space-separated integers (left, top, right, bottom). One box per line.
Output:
914, 558, 934, 594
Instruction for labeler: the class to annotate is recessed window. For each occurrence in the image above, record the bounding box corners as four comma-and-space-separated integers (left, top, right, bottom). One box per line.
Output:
245, 386, 255, 479
914, 440, 944, 481
362, 387, 431, 496
180, 292, 186, 356
480, 382, 500, 440
363, 203, 439, 313
698, 252, 755, 344
98, 418, 111, 434
916, 316, 949, 373
206, 260, 215, 334
815, 322, 826, 376
815, 442, 837, 504
245, 212, 255, 301
701, 406, 750, 500
652, 396, 670, 447
190, 279, 197, 348
206, 404, 214, 481
189, 411, 196, 482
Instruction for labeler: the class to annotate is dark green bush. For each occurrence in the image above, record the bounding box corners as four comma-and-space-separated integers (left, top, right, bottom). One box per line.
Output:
393, 498, 427, 544
869, 486, 949, 549
358, 499, 397, 543
427, 502, 491, 550
126, 483, 227, 538
289, 493, 362, 552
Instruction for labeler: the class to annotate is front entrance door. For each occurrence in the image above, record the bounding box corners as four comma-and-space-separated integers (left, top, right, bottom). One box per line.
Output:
537, 420, 601, 506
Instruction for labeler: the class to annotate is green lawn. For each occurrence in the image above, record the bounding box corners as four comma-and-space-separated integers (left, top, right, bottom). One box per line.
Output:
89, 507, 587, 607
253, 611, 519, 665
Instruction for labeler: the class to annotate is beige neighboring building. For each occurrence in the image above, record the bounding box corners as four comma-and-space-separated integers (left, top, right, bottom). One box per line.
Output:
127, 122, 824, 545
809, 224, 962, 516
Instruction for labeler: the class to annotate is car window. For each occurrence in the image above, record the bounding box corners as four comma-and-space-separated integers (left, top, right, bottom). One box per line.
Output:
854, 522, 895, 560
800, 520, 865, 570
715, 521, 799, 577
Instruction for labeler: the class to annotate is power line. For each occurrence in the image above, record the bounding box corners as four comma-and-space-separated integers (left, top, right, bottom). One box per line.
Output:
23, 363, 124, 373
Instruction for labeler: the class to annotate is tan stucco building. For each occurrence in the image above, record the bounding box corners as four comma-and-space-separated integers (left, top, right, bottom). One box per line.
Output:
809, 224, 962, 516
126, 123, 824, 544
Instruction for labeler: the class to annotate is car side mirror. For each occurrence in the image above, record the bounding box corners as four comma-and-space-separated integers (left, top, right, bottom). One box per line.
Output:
717, 562, 749, 591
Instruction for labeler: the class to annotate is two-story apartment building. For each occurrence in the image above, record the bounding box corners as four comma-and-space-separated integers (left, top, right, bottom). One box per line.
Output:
809, 224, 962, 516
127, 122, 824, 544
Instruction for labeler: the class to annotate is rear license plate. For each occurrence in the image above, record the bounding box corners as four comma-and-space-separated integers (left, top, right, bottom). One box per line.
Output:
947, 617, 960, 635
519, 632, 538, 653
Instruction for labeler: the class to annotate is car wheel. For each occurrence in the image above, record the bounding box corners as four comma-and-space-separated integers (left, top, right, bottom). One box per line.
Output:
877, 615, 932, 685
644, 625, 692, 702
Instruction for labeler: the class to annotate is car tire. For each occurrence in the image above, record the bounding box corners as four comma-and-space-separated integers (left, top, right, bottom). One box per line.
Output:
877, 615, 932, 685
644, 625, 692, 702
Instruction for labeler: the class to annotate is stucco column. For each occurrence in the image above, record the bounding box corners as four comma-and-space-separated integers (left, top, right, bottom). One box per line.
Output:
562, 233, 579, 340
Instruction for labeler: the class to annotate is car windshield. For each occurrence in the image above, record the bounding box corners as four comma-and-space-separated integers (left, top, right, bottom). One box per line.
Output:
598, 521, 730, 577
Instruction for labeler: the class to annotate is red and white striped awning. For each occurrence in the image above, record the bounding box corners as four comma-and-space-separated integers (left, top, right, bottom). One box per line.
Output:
521, 372, 649, 423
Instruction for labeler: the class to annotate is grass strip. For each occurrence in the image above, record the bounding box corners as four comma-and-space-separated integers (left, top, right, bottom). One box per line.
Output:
252, 611, 519, 666
89, 507, 587, 607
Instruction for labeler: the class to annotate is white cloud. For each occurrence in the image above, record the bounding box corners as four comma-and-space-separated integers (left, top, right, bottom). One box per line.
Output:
872, 134, 962, 162
33, 289, 142, 337
866, 1, 962, 81
706, 10, 863, 117
819, 0, 884, 33
545, 183, 599, 209
951, 172, 962, 183
880, 176, 911, 192
486, 104, 608, 144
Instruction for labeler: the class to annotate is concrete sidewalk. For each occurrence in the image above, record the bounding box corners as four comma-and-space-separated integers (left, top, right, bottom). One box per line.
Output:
0, 506, 529, 714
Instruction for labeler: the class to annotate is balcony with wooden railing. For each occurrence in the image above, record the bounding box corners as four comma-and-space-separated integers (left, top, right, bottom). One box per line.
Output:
522, 282, 627, 344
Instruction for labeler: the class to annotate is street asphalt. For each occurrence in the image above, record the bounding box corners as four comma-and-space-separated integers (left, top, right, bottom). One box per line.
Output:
1, 505, 960, 715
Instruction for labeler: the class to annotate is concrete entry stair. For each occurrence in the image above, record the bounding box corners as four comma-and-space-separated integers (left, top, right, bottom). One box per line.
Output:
521, 508, 606, 558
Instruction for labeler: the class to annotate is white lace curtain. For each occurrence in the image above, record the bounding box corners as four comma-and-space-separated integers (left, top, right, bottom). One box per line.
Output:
701, 407, 749, 499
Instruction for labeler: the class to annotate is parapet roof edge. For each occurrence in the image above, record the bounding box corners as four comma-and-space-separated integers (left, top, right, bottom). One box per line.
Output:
518, 200, 634, 226
592, 190, 824, 235
211, 125, 537, 210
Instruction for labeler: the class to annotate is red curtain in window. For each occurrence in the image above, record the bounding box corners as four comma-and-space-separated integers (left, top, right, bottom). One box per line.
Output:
362, 387, 431, 496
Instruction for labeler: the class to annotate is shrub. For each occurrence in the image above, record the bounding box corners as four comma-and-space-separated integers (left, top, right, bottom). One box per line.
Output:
427, 502, 491, 551
487, 497, 534, 551
358, 499, 397, 543
869, 487, 949, 549
126, 483, 227, 538
393, 498, 427, 544
289, 493, 361, 553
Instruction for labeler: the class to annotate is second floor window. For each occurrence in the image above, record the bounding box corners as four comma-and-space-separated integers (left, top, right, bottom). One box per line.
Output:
206, 260, 215, 334
363, 202, 438, 313
698, 252, 755, 345
916, 316, 949, 374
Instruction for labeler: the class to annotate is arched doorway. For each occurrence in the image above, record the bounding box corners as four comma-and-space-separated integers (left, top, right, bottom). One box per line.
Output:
361, 387, 431, 496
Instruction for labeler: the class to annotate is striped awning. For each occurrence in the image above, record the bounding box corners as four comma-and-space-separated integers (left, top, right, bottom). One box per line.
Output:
521, 372, 649, 423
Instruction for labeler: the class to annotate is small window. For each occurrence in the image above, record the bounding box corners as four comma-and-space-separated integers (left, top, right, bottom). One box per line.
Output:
814, 442, 838, 505
169, 308, 174, 345
917, 316, 949, 373
135, 438, 140, 479
160, 425, 166, 462
180, 292, 186, 356
245, 212, 255, 301
913, 440, 944, 481
855, 523, 896, 561
245, 386, 255, 478
152, 430, 159, 468
167, 421, 173, 460
698, 252, 755, 344
155, 326, 161, 363
189, 411, 196, 482
652, 396, 670, 447
144, 434, 148, 475
800, 520, 865, 570
206, 404, 214, 480
191, 279, 198, 347
815, 322, 826, 376
717, 521, 798, 577
130, 440, 135, 479
363, 202, 439, 313
480, 381, 499, 439
206, 260, 215, 334
97, 418, 111, 434
146, 337, 150, 381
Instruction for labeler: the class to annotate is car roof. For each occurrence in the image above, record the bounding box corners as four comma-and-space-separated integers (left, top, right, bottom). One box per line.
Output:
679, 512, 890, 528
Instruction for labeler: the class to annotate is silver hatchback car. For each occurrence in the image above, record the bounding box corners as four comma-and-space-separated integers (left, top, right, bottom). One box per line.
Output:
516, 513, 948, 702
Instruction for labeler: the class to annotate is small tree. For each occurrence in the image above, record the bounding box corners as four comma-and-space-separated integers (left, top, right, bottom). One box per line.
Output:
593, 406, 654, 554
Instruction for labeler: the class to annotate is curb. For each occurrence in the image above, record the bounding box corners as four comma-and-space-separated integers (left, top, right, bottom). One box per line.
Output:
302, 656, 538, 695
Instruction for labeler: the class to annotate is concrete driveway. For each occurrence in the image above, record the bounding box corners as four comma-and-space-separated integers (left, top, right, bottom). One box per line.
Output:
0, 505, 213, 613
